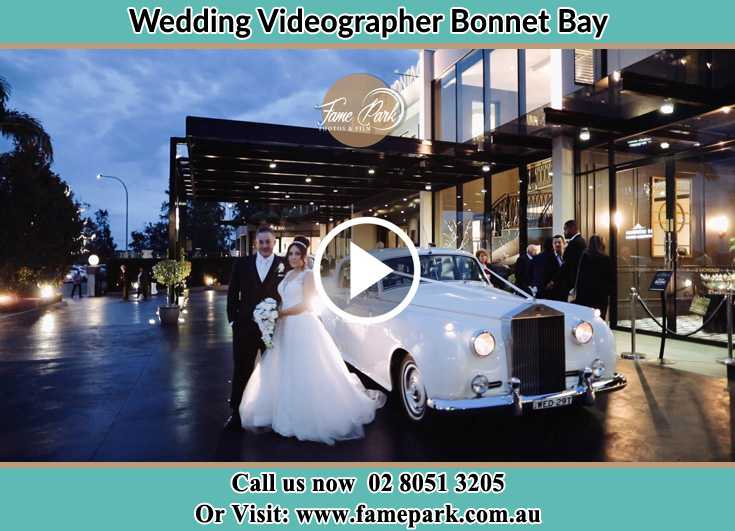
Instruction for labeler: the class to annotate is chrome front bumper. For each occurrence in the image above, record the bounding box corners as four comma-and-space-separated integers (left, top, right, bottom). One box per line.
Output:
427, 371, 627, 414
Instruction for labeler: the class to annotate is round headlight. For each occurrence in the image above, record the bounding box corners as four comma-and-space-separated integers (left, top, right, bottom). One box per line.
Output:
572, 321, 594, 344
471, 375, 489, 395
472, 331, 496, 357
591, 358, 606, 378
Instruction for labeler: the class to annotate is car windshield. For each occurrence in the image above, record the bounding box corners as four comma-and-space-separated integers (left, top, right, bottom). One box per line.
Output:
381, 254, 487, 290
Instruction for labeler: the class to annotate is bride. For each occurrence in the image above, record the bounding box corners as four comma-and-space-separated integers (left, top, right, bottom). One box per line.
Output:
239, 240, 386, 444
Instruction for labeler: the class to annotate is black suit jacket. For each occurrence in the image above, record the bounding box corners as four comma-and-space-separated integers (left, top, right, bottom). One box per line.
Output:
226, 254, 285, 326
560, 234, 587, 293
532, 251, 562, 299
514, 253, 534, 294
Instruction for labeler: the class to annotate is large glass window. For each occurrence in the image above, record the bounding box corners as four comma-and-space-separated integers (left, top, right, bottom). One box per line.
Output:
433, 69, 457, 142
525, 49, 552, 112
489, 167, 520, 260
527, 159, 553, 248
458, 52, 484, 142
434, 186, 458, 248
614, 162, 667, 324
487, 49, 519, 130
461, 177, 486, 253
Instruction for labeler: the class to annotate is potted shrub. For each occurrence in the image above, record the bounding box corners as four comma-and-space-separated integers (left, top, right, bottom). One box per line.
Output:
152, 253, 191, 326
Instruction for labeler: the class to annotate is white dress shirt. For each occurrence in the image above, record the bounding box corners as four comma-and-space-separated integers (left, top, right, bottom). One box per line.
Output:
256, 252, 275, 282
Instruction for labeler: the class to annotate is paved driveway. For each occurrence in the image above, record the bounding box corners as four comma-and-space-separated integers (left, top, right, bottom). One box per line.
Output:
1, 291, 732, 461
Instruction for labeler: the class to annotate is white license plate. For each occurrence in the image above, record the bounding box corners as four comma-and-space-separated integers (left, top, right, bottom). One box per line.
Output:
532, 395, 574, 410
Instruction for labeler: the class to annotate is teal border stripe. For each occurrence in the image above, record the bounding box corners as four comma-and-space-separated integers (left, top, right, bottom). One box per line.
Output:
0, 1, 734, 45
1, 466, 734, 529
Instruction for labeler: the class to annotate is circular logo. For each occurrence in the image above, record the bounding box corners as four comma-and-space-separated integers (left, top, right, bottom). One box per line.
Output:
313, 218, 421, 325
317, 74, 405, 148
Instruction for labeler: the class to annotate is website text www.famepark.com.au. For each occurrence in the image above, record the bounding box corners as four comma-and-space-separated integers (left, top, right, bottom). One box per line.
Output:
294, 503, 543, 527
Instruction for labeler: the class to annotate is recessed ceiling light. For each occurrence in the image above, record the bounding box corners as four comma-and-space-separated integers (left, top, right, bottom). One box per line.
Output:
254, 185, 260, 190
333, 189, 338, 193
305, 177, 312, 183
269, 162, 277, 169
579, 128, 591, 142
660, 142, 670, 149
425, 184, 432, 190
309, 201, 314, 205
482, 164, 491, 172
660, 101, 675, 115
285, 194, 290, 198
368, 168, 375, 175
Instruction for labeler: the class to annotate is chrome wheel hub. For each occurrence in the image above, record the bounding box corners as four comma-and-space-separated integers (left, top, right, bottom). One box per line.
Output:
402, 362, 426, 418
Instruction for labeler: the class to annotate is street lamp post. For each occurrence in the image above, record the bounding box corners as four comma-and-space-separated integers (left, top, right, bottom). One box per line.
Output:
96, 174, 129, 252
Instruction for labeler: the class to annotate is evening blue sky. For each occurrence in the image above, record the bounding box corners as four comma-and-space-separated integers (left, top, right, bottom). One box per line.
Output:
0, 49, 417, 246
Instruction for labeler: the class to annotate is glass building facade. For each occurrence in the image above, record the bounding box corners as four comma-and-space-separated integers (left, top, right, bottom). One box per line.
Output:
431, 49, 553, 260
427, 48, 735, 346
572, 50, 735, 345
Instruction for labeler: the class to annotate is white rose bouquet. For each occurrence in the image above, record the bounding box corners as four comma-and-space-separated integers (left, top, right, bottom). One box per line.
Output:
253, 298, 279, 349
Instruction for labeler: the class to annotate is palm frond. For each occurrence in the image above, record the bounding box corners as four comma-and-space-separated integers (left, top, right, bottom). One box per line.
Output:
0, 76, 9, 110
0, 110, 53, 162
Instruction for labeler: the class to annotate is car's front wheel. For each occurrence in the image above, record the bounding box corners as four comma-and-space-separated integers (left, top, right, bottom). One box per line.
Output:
397, 354, 429, 422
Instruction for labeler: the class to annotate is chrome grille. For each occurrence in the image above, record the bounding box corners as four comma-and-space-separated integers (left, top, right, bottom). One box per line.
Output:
511, 304, 566, 395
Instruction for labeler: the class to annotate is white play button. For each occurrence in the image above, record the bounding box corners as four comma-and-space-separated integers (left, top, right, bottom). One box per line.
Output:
313, 217, 421, 325
349, 241, 394, 300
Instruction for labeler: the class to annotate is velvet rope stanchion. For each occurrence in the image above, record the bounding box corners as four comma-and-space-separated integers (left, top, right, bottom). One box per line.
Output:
621, 287, 647, 361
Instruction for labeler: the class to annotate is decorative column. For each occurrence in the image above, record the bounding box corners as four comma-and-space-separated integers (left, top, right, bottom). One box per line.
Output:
552, 133, 575, 236
419, 190, 433, 247
418, 49, 434, 141
550, 49, 577, 237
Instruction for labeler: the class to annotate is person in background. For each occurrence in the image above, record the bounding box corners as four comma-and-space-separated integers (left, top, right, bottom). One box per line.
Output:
137, 267, 150, 301
575, 235, 614, 318
120, 264, 130, 301
532, 237, 562, 299
552, 234, 565, 267
514, 244, 537, 296
490, 256, 512, 289
560, 219, 587, 299
70, 268, 83, 299
475, 248, 492, 278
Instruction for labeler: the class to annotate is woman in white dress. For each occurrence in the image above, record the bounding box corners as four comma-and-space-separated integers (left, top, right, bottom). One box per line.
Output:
239, 241, 386, 445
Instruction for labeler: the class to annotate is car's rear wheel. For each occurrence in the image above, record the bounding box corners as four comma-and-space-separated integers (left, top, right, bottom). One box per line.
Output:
397, 354, 429, 422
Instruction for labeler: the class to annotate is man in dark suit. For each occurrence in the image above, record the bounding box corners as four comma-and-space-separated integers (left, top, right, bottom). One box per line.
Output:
514, 244, 537, 296
560, 220, 587, 299
225, 226, 286, 430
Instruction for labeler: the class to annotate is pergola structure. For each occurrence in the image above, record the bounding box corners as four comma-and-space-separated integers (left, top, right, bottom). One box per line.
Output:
168, 116, 551, 257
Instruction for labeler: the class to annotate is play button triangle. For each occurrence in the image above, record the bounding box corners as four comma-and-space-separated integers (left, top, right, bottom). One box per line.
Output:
349, 242, 394, 300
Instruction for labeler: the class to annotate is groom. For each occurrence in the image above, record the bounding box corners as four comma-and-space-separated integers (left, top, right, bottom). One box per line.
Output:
225, 226, 286, 430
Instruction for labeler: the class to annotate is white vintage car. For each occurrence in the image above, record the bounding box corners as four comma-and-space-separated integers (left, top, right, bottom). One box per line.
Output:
321, 247, 626, 422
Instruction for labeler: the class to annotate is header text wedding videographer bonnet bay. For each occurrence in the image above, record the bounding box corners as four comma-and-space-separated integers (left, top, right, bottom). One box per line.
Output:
127, 7, 610, 41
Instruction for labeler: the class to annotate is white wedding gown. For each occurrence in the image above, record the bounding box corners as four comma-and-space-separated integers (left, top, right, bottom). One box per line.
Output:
239, 269, 386, 444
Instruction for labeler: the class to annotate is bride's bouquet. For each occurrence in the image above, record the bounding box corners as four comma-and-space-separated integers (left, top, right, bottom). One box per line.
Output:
253, 298, 279, 349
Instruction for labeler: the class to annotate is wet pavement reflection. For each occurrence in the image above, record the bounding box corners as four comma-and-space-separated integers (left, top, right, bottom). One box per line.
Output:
0, 291, 732, 461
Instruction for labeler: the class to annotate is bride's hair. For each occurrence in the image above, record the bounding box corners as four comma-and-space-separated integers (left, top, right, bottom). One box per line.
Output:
286, 241, 307, 269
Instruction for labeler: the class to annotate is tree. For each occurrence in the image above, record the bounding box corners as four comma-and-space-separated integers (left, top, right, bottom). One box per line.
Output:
0, 77, 53, 163
81, 209, 117, 261
131, 220, 168, 257
0, 148, 82, 294
184, 200, 230, 256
